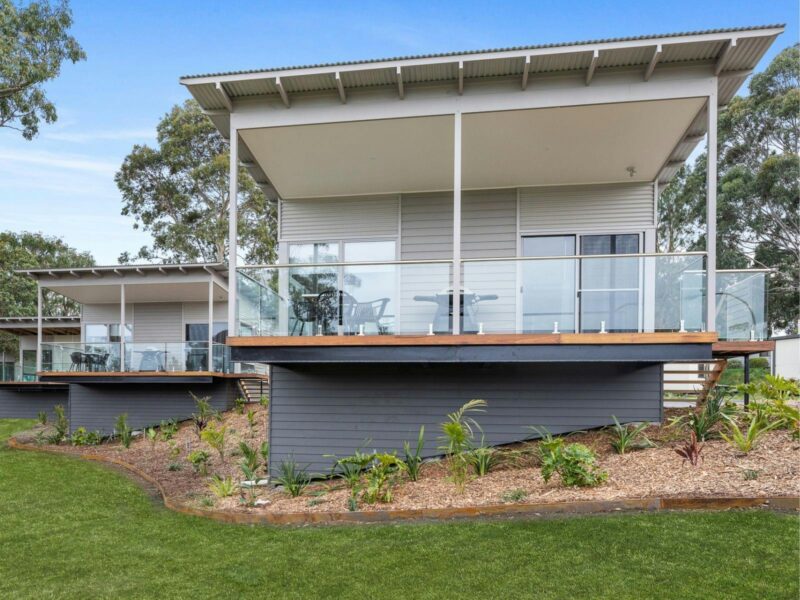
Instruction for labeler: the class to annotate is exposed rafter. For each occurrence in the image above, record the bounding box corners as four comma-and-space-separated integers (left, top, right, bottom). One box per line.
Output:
644, 44, 662, 81
238, 160, 255, 168
666, 159, 685, 169
335, 72, 346, 104
215, 82, 233, 111
396, 66, 404, 99
714, 38, 737, 75
457, 61, 464, 95
521, 55, 531, 90
717, 68, 752, 79
683, 133, 705, 144
275, 77, 290, 107
585, 50, 599, 85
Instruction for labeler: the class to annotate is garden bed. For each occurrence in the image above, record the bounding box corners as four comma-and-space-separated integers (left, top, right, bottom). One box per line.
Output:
11, 404, 799, 519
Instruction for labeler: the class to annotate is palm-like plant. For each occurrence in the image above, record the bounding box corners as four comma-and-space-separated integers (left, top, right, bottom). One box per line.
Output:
721, 407, 781, 453
608, 416, 654, 454
438, 399, 487, 490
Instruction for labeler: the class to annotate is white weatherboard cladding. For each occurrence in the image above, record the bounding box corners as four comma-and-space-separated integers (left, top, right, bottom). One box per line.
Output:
280, 195, 399, 241
519, 183, 655, 233
182, 302, 228, 324
462, 189, 517, 259
132, 303, 182, 344
82, 303, 134, 324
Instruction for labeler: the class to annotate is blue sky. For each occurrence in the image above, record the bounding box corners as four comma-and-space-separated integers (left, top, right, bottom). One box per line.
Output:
0, 0, 797, 264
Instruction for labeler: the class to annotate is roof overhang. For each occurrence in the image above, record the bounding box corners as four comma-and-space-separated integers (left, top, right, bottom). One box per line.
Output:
181, 25, 783, 193
17, 263, 228, 305
0, 316, 81, 336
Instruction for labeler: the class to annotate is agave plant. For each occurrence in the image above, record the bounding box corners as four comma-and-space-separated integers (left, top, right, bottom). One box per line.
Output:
275, 458, 311, 497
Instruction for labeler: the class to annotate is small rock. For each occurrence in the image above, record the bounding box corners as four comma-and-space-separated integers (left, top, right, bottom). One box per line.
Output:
254, 499, 270, 507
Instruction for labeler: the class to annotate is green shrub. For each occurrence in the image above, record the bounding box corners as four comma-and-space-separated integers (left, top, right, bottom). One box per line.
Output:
159, 418, 178, 441
52, 404, 68, 443
259, 395, 269, 409
188, 449, 211, 475
328, 448, 374, 489
238, 441, 260, 474
115, 414, 132, 449
362, 453, 407, 504
468, 436, 497, 476
36, 410, 47, 426
739, 375, 800, 438
208, 475, 236, 498
438, 399, 487, 491
246, 409, 258, 436
669, 390, 735, 441
721, 406, 780, 453
275, 459, 311, 497
749, 357, 770, 370
743, 468, 759, 480
239, 465, 259, 506
168, 462, 183, 472
501, 489, 528, 503
167, 440, 181, 460
70, 427, 102, 446
608, 416, 654, 454
259, 442, 270, 473
190, 392, 217, 439
403, 426, 426, 482
145, 427, 158, 450
234, 397, 246, 414
532, 427, 606, 488
200, 422, 226, 463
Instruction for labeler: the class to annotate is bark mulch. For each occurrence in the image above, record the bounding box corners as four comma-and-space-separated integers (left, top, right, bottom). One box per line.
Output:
13, 406, 799, 515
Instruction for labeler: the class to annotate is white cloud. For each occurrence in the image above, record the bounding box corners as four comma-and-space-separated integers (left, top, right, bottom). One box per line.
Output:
43, 128, 155, 143
0, 148, 119, 175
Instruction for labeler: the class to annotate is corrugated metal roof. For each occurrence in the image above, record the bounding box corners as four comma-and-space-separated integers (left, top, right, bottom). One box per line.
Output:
181, 24, 783, 80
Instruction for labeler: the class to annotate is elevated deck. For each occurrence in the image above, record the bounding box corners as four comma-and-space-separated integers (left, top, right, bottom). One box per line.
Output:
36, 371, 264, 384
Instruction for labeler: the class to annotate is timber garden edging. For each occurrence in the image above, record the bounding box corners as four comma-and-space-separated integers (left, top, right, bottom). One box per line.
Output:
8, 437, 799, 526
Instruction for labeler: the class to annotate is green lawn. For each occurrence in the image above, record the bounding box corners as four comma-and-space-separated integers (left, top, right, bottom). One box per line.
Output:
0, 420, 797, 599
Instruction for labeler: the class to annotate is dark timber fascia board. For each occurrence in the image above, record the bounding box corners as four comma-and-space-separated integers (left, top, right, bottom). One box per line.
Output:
232, 343, 713, 364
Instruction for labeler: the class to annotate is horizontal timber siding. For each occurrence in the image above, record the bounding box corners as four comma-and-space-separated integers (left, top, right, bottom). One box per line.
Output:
519, 182, 654, 233
280, 195, 399, 241
269, 362, 661, 474
67, 381, 236, 435
0, 388, 68, 420
133, 303, 182, 344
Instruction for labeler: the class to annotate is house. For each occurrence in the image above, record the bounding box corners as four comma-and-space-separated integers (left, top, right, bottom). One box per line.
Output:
0, 25, 782, 474
772, 335, 800, 380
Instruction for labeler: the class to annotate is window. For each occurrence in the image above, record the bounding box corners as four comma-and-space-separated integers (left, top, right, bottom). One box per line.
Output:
185, 322, 228, 344
84, 323, 132, 343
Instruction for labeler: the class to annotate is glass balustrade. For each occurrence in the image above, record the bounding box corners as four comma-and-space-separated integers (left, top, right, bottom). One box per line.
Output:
716, 270, 768, 341
238, 260, 454, 336
39, 342, 122, 372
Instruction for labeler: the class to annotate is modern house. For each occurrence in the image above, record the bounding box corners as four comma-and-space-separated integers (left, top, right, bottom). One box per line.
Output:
0, 25, 782, 474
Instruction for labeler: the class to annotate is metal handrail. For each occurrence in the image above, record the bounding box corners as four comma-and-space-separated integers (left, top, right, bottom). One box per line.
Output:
239, 251, 707, 270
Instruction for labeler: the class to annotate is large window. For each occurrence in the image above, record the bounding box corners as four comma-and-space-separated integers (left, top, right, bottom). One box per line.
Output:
84, 323, 132, 343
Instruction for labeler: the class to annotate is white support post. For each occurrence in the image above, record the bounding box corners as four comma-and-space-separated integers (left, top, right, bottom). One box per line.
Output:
228, 128, 239, 339
706, 91, 718, 332
452, 111, 462, 335
120, 283, 126, 371
208, 279, 214, 371
36, 283, 42, 373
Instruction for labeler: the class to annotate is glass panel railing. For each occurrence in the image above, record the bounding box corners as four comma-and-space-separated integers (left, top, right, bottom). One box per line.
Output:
126, 342, 229, 373
237, 260, 453, 336
40, 342, 122, 372
461, 253, 707, 334
716, 270, 768, 341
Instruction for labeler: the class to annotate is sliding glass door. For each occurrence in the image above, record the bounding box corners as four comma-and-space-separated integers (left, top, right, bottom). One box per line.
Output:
521, 236, 576, 333
579, 234, 640, 332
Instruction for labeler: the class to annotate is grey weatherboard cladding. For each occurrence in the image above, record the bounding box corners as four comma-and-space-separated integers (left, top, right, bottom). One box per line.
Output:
0, 387, 68, 421
268, 362, 661, 475
67, 381, 237, 435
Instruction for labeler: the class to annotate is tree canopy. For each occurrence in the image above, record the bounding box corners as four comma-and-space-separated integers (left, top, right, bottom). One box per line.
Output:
0, 0, 85, 139
115, 99, 277, 265
658, 46, 799, 333
0, 231, 94, 352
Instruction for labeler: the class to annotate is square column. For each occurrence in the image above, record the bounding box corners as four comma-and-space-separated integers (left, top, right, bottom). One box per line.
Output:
452, 111, 462, 335
706, 91, 717, 332
228, 128, 239, 338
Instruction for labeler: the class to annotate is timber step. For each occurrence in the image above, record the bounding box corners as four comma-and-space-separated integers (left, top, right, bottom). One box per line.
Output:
663, 359, 728, 404
238, 377, 269, 404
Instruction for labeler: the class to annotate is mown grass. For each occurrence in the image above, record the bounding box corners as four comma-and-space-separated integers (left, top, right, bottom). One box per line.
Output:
0, 419, 797, 599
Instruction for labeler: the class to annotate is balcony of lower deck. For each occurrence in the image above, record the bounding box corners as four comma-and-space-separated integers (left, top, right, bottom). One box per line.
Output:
230, 254, 768, 364
36, 341, 234, 383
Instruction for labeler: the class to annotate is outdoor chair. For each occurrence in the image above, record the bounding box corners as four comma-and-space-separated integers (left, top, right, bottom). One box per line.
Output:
69, 352, 84, 371
347, 297, 391, 334
290, 298, 317, 335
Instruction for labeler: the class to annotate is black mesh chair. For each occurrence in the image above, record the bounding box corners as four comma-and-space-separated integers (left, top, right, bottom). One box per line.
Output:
290, 298, 317, 335
69, 352, 84, 371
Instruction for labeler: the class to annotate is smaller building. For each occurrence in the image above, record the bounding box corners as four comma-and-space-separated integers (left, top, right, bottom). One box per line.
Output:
772, 335, 800, 380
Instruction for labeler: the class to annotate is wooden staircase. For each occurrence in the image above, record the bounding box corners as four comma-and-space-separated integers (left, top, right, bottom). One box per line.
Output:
238, 376, 269, 404
663, 359, 728, 404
